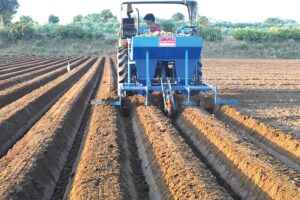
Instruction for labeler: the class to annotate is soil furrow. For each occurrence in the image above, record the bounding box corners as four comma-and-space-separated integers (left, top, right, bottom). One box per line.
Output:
0, 57, 96, 157
68, 58, 148, 200
132, 105, 234, 199
0, 57, 72, 81
0, 57, 46, 68
177, 107, 300, 199
0, 57, 41, 68
0, 57, 88, 108
0, 57, 86, 90
0, 57, 59, 74
215, 105, 300, 167
0, 58, 103, 200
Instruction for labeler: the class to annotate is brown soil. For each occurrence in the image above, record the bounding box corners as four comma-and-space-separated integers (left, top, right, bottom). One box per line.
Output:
0, 58, 103, 200
203, 59, 300, 137
0, 56, 47, 68
0, 57, 58, 74
0, 57, 45, 69
216, 105, 300, 165
0, 57, 87, 108
0, 57, 85, 90
0, 57, 298, 200
69, 58, 148, 200
0, 58, 96, 156
0, 57, 71, 81
69, 58, 125, 199
179, 107, 300, 199
133, 105, 233, 199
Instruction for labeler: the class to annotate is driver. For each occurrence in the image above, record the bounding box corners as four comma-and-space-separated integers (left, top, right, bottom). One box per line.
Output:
144, 13, 162, 33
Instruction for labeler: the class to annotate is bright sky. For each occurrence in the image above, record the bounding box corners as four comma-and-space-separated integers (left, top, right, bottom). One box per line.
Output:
15, 0, 300, 24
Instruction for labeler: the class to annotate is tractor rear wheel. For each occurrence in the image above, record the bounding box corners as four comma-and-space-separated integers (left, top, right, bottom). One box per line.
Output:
117, 47, 128, 83
197, 62, 203, 83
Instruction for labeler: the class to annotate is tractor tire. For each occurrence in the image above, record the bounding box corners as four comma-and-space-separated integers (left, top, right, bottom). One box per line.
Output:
197, 62, 203, 83
117, 47, 128, 83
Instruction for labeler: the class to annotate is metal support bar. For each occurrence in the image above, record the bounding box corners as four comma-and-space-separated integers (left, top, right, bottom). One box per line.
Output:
160, 78, 167, 109
127, 57, 131, 84
127, 39, 132, 84
146, 50, 150, 86
145, 87, 149, 106
181, 86, 197, 106
213, 87, 238, 105
185, 49, 188, 87
167, 78, 176, 110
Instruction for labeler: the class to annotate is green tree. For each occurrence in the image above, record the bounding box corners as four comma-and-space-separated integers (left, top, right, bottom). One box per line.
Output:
73, 14, 82, 23
160, 20, 175, 32
6, 18, 35, 40
99, 9, 116, 22
0, 0, 19, 27
171, 12, 185, 21
84, 13, 102, 23
264, 17, 283, 25
19, 15, 33, 23
198, 16, 209, 27
48, 14, 59, 24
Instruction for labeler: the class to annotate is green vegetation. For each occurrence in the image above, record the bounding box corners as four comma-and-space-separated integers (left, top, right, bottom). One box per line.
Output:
0, 35, 117, 56
231, 27, 300, 42
171, 12, 185, 21
0, 3, 299, 59
48, 15, 59, 24
0, 0, 19, 27
0, 9, 119, 41
203, 37, 300, 59
200, 27, 222, 41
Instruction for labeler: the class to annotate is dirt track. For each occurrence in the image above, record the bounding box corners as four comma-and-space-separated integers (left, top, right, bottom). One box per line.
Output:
0, 56, 299, 199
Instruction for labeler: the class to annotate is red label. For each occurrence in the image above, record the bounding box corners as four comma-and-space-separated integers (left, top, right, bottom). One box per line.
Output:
159, 37, 176, 47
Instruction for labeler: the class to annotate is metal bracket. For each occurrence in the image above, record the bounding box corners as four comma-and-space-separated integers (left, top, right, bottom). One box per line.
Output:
91, 99, 107, 105
167, 78, 176, 111
213, 88, 238, 105
182, 86, 197, 106
91, 98, 122, 106
215, 97, 238, 105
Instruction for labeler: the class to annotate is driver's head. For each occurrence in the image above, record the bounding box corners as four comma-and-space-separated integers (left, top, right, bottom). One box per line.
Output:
144, 13, 155, 25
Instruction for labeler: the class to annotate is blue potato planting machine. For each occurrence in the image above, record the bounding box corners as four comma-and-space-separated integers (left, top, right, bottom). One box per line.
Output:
102, 0, 237, 112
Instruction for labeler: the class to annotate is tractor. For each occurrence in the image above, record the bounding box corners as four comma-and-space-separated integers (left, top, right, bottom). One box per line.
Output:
95, 0, 237, 113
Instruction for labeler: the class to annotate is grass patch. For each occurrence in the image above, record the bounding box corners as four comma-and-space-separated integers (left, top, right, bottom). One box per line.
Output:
0, 35, 299, 59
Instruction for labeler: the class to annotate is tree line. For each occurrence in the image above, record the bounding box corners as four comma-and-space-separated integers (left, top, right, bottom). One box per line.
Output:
0, 0, 299, 42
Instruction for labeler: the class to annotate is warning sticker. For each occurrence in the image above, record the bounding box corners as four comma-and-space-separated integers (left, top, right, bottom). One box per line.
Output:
158, 37, 176, 47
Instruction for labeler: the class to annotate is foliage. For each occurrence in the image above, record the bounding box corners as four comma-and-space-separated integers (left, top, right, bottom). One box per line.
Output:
73, 15, 82, 23
231, 27, 300, 42
158, 19, 175, 32
99, 9, 116, 22
38, 23, 105, 39
54, 24, 85, 39
171, 12, 185, 21
212, 19, 298, 29
0, 8, 299, 44
200, 26, 223, 41
263, 17, 298, 26
4, 19, 35, 40
48, 15, 59, 24
198, 16, 209, 27
19, 15, 33, 23
105, 38, 118, 45
0, 10, 119, 41
0, 0, 19, 26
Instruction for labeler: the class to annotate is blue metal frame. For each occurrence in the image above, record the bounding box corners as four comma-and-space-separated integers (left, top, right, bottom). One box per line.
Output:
112, 36, 238, 107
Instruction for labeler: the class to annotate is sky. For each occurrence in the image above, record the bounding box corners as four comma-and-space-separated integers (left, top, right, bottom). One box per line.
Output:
15, 0, 300, 24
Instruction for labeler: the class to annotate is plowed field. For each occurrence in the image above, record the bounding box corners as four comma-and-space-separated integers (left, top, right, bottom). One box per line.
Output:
0, 56, 299, 200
